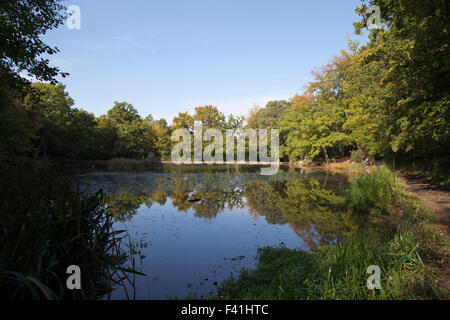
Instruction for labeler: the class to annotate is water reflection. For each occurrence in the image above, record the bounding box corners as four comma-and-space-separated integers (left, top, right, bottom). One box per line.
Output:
76, 165, 354, 299
96, 168, 354, 247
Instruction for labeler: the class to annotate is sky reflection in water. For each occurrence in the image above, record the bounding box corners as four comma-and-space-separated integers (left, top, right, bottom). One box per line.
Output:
76, 165, 352, 299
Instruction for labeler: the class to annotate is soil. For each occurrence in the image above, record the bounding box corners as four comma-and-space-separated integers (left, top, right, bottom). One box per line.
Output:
402, 174, 450, 294
403, 174, 450, 235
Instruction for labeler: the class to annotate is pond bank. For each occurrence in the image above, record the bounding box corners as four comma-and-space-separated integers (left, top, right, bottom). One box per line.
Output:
402, 174, 450, 292
213, 166, 449, 300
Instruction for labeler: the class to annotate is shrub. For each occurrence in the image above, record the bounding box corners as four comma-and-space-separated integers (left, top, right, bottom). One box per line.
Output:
350, 149, 365, 163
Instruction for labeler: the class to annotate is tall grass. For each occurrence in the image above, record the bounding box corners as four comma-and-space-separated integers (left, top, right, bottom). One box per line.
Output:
349, 165, 404, 216
0, 168, 141, 300
217, 166, 444, 300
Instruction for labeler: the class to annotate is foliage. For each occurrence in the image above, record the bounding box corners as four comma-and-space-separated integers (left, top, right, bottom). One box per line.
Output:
350, 0, 450, 169
0, 0, 68, 85
193, 105, 226, 129
350, 149, 366, 163
0, 168, 141, 300
0, 88, 37, 164
217, 167, 444, 300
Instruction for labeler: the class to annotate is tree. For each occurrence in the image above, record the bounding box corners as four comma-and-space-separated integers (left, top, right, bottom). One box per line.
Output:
25, 83, 74, 158
104, 102, 158, 158
94, 115, 117, 160
193, 105, 226, 129
227, 114, 246, 130
107, 102, 141, 125
171, 112, 194, 132
258, 100, 292, 129
279, 52, 354, 162
246, 104, 263, 129
0, 0, 68, 86
351, 0, 449, 170
151, 119, 172, 160
0, 89, 36, 164
66, 108, 97, 159
0, 1, 68, 165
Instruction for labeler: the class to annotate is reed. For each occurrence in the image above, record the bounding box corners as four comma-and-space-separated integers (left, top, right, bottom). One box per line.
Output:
0, 168, 142, 300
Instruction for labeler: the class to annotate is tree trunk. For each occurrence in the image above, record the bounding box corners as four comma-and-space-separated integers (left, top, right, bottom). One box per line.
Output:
323, 147, 329, 163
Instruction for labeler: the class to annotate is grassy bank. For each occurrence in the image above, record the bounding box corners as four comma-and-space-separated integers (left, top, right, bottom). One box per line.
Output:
216, 166, 449, 300
0, 167, 141, 300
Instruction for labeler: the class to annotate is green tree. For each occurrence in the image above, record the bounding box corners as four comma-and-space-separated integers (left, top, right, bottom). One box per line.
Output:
246, 105, 263, 129
151, 119, 172, 160
107, 102, 141, 125
280, 53, 354, 162
0, 0, 68, 165
193, 105, 226, 129
226, 114, 246, 130
258, 100, 292, 129
25, 83, 74, 158
94, 115, 117, 159
351, 0, 450, 171
171, 111, 194, 131
105, 102, 156, 158
0, 0, 68, 86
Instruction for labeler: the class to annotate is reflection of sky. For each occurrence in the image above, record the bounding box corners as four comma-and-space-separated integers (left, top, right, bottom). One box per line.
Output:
107, 201, 305, 300
77, 166, 350, 299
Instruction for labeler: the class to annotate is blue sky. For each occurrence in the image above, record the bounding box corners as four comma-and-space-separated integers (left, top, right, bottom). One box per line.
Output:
43, 0, 367, 122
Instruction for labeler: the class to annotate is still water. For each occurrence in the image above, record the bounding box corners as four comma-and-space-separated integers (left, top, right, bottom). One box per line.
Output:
76, 164, 352, 299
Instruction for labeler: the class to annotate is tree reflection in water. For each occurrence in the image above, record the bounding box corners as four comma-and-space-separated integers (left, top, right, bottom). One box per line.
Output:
82, 166, 358, 248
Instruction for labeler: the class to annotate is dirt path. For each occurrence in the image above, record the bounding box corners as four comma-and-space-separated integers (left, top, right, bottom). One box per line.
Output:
402, 175, 450, 294
403, 174, 450, 235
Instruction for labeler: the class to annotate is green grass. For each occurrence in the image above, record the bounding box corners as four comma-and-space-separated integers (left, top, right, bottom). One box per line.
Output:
349, 165, 404, 216
0, 168, 142, 300
216, 166, 447, 300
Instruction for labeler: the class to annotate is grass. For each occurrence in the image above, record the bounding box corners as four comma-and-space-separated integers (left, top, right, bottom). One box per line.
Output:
215, 166, 448, 300
349, 165, 404, 216
0, 167, 142, 300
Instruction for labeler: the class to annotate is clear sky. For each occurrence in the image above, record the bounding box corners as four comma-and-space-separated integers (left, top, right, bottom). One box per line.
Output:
43, 0, 367, 122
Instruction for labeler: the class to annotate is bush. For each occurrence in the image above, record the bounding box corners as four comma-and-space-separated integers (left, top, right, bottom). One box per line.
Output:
350, 149, 365, 163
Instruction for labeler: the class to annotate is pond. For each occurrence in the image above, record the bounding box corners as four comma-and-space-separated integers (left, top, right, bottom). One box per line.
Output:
75, 164, 354, 299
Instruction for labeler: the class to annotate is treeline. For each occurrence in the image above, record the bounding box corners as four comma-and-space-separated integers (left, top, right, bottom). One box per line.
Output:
1, 0, 449, 177
1, 82, 248, 163
246, 0, 449, 177
2, 81, 173, 162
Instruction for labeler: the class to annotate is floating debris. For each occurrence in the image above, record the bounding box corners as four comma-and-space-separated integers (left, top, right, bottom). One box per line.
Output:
224, 255, 245, 261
